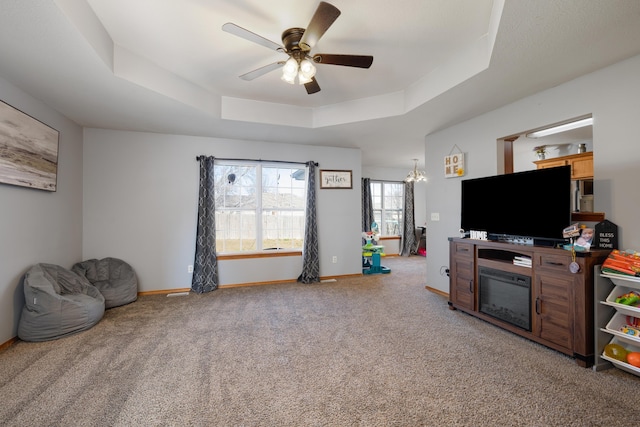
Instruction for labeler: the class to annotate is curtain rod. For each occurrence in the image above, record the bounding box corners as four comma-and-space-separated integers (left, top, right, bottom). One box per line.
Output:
370, 179, 406, 184
196, 156, 318, 167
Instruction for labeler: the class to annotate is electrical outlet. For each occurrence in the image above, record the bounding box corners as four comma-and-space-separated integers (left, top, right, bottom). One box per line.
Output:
332, 256, 338, 263
187, 265, 193, 273
431, 212, 440, 221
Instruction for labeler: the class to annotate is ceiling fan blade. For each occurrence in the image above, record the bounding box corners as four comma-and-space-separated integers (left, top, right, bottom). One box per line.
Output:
299, 2, 341, 50
239, 62, 285, 81
304, 77, 321, 94
222, 23, 284, 52
313, 54, 373, 68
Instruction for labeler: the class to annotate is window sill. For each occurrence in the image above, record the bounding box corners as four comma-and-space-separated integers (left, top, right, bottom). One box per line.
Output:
218, 251, 302, 261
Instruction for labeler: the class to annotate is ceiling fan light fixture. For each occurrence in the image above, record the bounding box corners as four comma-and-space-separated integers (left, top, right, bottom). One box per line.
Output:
282, 57, 299, 77
299, 58, 316, 78
224, 2, 374, 95
298, 71, 313, 85
281, 73, 296, 84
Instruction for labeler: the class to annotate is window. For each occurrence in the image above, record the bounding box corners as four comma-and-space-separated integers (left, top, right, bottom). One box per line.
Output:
371, 181, 404, 236
214, 162, 306, 253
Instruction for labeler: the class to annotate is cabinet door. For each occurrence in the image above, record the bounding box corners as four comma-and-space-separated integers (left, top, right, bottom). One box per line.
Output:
450, 242, 475, 311
534, 272, 574, 351
570, 156, 593, 179
452, 257, 475, 310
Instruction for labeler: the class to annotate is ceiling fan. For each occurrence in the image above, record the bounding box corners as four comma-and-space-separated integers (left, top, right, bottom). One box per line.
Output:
222, 1, 373, 94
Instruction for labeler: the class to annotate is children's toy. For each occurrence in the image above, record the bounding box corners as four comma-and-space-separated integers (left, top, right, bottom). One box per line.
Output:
621, 325, 640, 337
362, 248, 390, 275
602, 249, 640, 277
628, 316, 640, 328
362, 222, 390, 274
627, 352, 640, 367
622, 315, 640, 337
362, 221, 380, 247
603, 343, 629, 361
615, 291, 640, 306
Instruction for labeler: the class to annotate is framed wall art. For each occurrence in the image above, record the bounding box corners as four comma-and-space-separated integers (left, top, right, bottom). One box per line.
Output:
0, 100, 59, 191
320, 169, 352, 189
444, 144, 465, 178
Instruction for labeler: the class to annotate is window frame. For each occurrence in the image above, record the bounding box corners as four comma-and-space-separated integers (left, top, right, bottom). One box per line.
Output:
214, 161, 307, 255
370, 180, 404, 237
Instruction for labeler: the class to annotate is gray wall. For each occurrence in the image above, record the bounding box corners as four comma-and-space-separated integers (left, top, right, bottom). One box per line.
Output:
82, 128, 362, 292
425, 54, 640, 293
0, 76, 84, 344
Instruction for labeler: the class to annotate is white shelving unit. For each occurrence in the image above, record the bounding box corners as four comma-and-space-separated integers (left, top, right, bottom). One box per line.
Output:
594, 266, 640, 375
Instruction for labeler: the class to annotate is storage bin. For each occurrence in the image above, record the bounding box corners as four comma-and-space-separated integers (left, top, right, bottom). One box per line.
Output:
602, 284, 640, 318
601, 336, 640, 376
602, 311, 640, 345
602, 271, 640, 287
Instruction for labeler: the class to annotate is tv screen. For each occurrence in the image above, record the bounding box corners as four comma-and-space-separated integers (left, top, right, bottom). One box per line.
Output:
460, 166, 571, 243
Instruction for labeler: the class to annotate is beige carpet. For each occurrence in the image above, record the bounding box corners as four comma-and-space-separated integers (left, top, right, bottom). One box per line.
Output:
1, 256, 637, 426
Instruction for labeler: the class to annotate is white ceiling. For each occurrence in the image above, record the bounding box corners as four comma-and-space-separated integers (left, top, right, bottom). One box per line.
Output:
1, 0, 640, 169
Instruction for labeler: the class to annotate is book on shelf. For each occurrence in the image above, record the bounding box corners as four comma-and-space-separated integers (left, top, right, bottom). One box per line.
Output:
513, 256, 532, 268
513, 259, 532, 268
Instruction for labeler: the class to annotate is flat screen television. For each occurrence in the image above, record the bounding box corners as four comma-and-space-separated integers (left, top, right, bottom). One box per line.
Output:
460, 165, 571, 245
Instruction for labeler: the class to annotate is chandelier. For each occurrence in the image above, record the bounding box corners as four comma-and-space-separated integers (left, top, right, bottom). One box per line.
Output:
404, 159, 427, 182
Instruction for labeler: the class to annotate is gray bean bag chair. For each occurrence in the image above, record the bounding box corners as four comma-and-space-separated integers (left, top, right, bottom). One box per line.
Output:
72, 257, 137, 309
18, 263, 105, 342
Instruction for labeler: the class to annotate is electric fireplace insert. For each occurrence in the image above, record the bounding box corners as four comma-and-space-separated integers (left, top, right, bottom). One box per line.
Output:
478, 266, 531, 331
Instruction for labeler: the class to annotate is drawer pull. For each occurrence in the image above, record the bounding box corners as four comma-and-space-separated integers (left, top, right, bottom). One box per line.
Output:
545, 261, 565, 266
535, 297, 541, 315
469, 280, 473, 293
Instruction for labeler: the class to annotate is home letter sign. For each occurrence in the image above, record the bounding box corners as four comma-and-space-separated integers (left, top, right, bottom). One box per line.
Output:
444, 153, 465, 178
470, 230, 488, 240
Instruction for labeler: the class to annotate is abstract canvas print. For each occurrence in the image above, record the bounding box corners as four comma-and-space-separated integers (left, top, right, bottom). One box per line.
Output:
0, 100, 59, 191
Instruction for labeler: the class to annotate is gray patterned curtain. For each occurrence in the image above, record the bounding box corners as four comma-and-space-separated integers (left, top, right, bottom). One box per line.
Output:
298, 161, 319, 284
401, 181, 416, 256
361, 177, 374, 232
192, 156, 219, 293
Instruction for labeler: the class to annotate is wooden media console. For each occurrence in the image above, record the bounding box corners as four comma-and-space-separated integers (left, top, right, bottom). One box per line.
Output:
448, 238, 609, 367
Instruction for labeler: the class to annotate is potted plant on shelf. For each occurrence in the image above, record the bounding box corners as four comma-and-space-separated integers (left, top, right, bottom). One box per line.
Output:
534, 145, 547, 160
